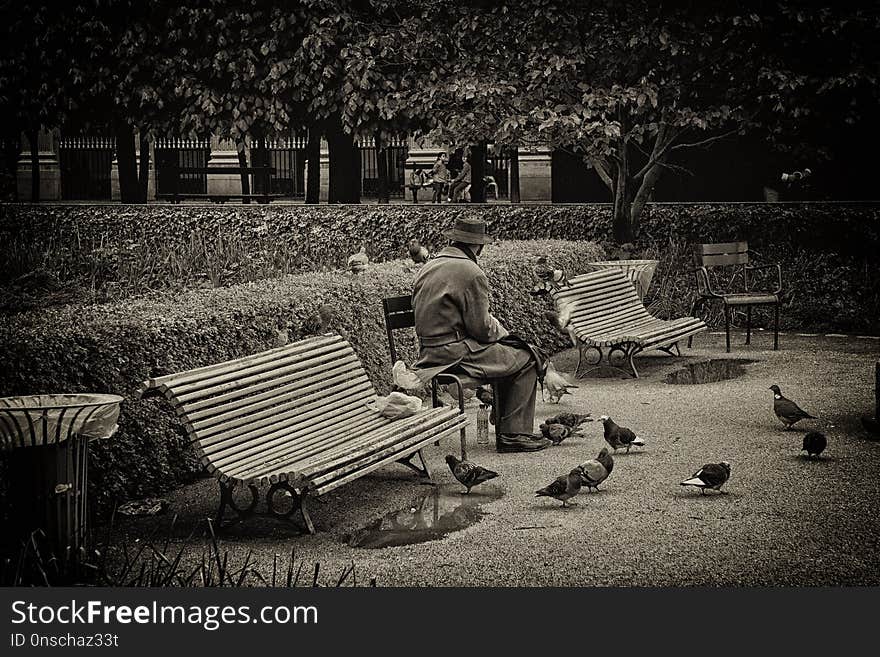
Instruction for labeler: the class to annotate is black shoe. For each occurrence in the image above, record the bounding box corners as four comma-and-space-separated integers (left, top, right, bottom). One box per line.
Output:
496, 434, 552, 453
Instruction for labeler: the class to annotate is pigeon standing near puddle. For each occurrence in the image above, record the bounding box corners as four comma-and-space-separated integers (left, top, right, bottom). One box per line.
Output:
770, 385, 817, 430
577, 447, 614, 492
445, 455, 499, 494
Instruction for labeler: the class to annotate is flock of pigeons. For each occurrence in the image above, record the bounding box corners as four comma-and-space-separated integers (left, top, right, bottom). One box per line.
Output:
446, 383, 826, 507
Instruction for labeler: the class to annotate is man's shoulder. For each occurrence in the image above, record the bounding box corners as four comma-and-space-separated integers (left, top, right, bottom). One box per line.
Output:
419, 250, 483, 279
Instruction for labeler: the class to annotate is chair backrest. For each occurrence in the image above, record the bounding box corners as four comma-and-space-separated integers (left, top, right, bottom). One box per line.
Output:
138, 334, 378, 483
382, 295, 415, 363
694, 241, 750, 268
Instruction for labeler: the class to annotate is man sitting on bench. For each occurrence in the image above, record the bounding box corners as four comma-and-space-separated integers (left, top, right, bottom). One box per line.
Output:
411, 217, 552, 454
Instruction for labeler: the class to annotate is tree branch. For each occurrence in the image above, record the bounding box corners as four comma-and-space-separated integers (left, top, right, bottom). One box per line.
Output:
669, 127, 739, 152
589, 157, 614, 190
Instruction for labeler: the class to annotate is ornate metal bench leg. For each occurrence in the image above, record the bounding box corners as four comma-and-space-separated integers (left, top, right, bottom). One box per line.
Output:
575, 343, 602, 379
216, 480, 259, 528
267, 481, 315, 534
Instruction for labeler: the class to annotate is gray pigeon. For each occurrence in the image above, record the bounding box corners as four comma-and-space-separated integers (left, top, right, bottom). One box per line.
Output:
445, 455, 499, 494
802, 431, 827, 458
601, 415, 646, 453
577, 447, 614, 492
535, 469, 583, 507
680, 462, 731, 494
770, 385, 816, 430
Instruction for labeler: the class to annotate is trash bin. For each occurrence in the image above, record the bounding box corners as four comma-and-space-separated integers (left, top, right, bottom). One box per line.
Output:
0, 394, 123, 563
588, 259, 659, 300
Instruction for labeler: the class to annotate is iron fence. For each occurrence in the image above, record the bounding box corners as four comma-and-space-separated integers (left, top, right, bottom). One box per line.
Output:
59, 136, 114, 200
251, 136, 307, 198
360, 136, 408, 198
155, 137, 211, 195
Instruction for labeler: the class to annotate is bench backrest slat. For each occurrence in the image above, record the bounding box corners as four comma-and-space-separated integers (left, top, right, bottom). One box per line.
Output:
554, 269, 650, 330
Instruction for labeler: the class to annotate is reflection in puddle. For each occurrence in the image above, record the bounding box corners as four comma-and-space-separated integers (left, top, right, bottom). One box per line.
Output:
348, 484, 504, 548
665, 358, 756, 385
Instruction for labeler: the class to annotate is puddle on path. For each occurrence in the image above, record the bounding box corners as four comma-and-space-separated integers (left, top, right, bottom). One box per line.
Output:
665, 358, 756, 385
347, 484, 504, 548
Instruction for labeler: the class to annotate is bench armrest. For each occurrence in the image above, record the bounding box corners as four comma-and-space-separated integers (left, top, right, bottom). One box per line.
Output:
431, 374, 466, 415
745, 263, 782, 295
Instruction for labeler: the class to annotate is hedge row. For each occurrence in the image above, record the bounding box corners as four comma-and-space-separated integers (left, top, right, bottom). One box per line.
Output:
2, 202, 878, 331
0, 239, 604, 508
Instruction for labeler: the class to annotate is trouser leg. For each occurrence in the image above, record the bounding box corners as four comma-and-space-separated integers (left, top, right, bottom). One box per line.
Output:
495, 359, 538, 435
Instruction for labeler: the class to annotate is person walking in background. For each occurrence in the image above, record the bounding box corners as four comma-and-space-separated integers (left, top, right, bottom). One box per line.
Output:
430, 153, 450, 203
448, 149, 471, 202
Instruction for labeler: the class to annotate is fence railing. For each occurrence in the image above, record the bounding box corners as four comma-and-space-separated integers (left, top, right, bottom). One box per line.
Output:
155, 138, 211, 196
58, 136, 115, 200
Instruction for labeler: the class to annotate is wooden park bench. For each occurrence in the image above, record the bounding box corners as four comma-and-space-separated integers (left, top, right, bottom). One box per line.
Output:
137, 334, 468, 533
157, 165, 283, 204
552, 269, 707, 378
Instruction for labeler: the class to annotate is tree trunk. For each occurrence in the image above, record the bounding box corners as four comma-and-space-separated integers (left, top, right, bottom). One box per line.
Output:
137, 132, 150, 203
509, 146, 520, 203
305, 127, 320, 204
236, 137, 250, 204
612, 142, 635, 243
469, 143, 487, 203
28, 129, 39, 202
327, 119, 360, 204
376, 132, 389, 204
114, 118, 139, 203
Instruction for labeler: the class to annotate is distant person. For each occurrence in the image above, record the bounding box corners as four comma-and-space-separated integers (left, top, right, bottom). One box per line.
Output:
430, 153, 450, 203
409, 168, 427, 203
448, 149, 471, 202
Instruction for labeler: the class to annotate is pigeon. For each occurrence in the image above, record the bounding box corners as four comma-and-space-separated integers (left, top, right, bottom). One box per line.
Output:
530, 281, 553, 297
770, 385, 816, 430
533, 256, 570, 287
680, 461, 731, 494
577, 447, 614, 492
535, 468, 583, 507
408, 239, 429, 264
303, 303, 335, 334
539, 421, 576, 445
445, 455, 499, 494
600, 415, 646, 453
802, 431, 827, 458
544, 412, 593, 430
543, 361, 578, 403
347, 246, 369, 273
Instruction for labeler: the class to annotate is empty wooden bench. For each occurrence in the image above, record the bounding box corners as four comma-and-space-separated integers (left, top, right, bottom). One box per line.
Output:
552, 269, 707, 378
137, 334, 468, 533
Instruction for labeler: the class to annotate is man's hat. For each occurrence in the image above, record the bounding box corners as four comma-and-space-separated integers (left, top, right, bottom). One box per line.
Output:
443, 216, 494, 245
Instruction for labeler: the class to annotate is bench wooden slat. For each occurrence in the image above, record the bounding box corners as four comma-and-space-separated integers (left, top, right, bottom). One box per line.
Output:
141, 335, 338, 393
203, 384, 376, 465
307, 416, 468, 494
235, 406, 455, 483
280, 407, 460, 482
695, 241, 747, 256
189, 361, 366, 432
173, 344, 354, 405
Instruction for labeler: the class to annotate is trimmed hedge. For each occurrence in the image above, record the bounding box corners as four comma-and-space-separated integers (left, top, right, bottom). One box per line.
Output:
0, 239, 604, 508
2, 202, 878, 332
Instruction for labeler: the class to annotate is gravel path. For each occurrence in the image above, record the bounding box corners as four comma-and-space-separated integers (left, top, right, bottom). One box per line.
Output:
113, 332, 880, 586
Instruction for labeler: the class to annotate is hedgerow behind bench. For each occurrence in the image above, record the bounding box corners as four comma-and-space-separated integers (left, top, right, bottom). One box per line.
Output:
137, 334, 467, 533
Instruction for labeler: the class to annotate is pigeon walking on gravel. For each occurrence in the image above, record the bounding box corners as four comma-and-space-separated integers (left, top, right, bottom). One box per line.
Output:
535, 469, 583, 507
539, 421, 577, 446
770, 385, 816, 430
680, 462, 731, 494
445, 455, 499, 494
802, 431, 827, 458
601, 416, 646, 453
543, 361, 578, 403
544, 412, 592, 430
577, 448, 614, 492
